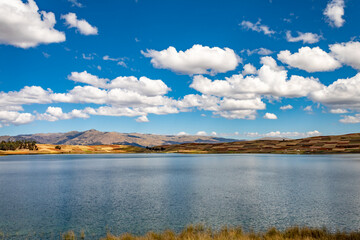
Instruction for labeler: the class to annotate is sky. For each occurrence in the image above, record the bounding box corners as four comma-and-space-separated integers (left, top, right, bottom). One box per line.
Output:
0, 0, 360, 139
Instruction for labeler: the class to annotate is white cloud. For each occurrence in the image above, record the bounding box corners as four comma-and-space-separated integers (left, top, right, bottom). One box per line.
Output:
240, 20, 275, 35
68, 71, 171, 96
211, 131, 217, 136
330, 41, 360, 70
263, 113, 277, 119
286, 31, 321, 44
196, 131, 207, 136
245, 48, 273, 56
68, 0, 83, 7
280, 104, 293, 110
310, 73, 360, 110
61, 12, 98, 35
185, 56, 324, 120
324, 0, 345, 28
177, 131, 188, 136
0, 0, 65, 48
304, 105, 313, 111
244, 130, 321, 138
103, 55, 127, 67
0, 86, 52, 108
103, 55, 118, 61
39, 106, 89, 121
214, 110, 257, 120
277, 47, 341, 72
136, 115, 149, 122
177, 94, 263, 120
340, 114, 360, 124
190, 56, 323, 98
0, 72, 180, 126
257, 48, 274, 55
82, 53, 94, 60
0, 111, 35, 126
142, 44, 241, 75
329, 108, 348, 114
242, 63, 257, 75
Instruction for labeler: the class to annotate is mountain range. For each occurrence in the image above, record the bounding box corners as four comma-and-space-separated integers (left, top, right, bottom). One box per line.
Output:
0, 129, 237, 147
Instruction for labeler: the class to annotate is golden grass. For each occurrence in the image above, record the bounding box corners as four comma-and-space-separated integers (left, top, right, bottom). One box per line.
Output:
60, 225, 360, 240
0, 144, 148, 155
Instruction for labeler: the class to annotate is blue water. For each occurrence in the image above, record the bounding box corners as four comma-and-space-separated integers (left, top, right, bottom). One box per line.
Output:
1, 154, 360, 239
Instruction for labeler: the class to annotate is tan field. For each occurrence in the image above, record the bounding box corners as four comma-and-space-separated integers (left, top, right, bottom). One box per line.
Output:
0, 144, 148, 155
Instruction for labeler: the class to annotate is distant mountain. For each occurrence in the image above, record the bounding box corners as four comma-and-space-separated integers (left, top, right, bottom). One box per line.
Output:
0, 129, 238, 147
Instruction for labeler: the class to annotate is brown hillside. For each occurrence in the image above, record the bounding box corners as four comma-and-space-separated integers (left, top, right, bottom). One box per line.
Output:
153, 133, 360, 154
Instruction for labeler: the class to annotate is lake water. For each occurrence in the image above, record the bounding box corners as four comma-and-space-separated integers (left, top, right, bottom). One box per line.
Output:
1, 154, 360, 239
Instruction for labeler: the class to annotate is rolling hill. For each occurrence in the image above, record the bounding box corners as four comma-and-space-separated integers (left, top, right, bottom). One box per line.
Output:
152, 133, 360, 154
0, 129, 237, 147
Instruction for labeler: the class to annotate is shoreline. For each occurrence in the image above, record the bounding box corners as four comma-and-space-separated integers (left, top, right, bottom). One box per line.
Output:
3, 225, 358, 240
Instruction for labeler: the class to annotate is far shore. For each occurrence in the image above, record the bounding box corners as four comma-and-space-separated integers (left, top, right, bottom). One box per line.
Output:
2, 133, 360, 156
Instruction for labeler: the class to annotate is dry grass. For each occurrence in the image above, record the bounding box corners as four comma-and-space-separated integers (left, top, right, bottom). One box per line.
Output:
60, 225, 360, 240
0, 144, 148, 155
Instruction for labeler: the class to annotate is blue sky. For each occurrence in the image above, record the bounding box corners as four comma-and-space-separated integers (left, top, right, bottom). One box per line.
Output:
0, 0, 359, 139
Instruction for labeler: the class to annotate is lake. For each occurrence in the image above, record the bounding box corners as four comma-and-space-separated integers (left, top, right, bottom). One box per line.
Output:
1, 153, 360, 239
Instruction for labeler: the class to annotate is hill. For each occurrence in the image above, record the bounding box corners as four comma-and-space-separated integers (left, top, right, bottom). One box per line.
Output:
152, 133, 360, 154
0, 129, 237, 147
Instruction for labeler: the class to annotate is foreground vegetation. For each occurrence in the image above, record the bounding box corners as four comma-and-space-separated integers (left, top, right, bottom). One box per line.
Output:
59, 225, 360, 240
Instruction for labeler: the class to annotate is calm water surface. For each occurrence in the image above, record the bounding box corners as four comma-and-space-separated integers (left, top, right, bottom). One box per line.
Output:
1, 154, 360, 239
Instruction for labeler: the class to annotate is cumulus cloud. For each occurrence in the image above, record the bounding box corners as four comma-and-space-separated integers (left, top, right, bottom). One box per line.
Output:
304, 106, 313, 112
0, 86, 52, 108
190, 56, 323, 99
196, 131, 207, 136
277, 47, 341, 72
142, 44, 241, 75
330, 41, 360, 70
177, 131, 189, 136
68, 71, 171, 96
61, 12, 98, 35
0, 72, 179, 126
310, 73, 360, 111
185, 57, 325, 120
340, 114, 360, 124
39, 106, 89, 121
177, 94, 263, 120
244, 130, 321, 139
280, 104, 293, 110
324, 0, 345, 28
286, 31, 321, 44
136, 115, 149, 122
329, 108, 348, 114
0, 0, 65, 48
242, 63, 257, 75
263, 113, 277, 119
0, 111, 35, 126
240, 20, 275, 35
